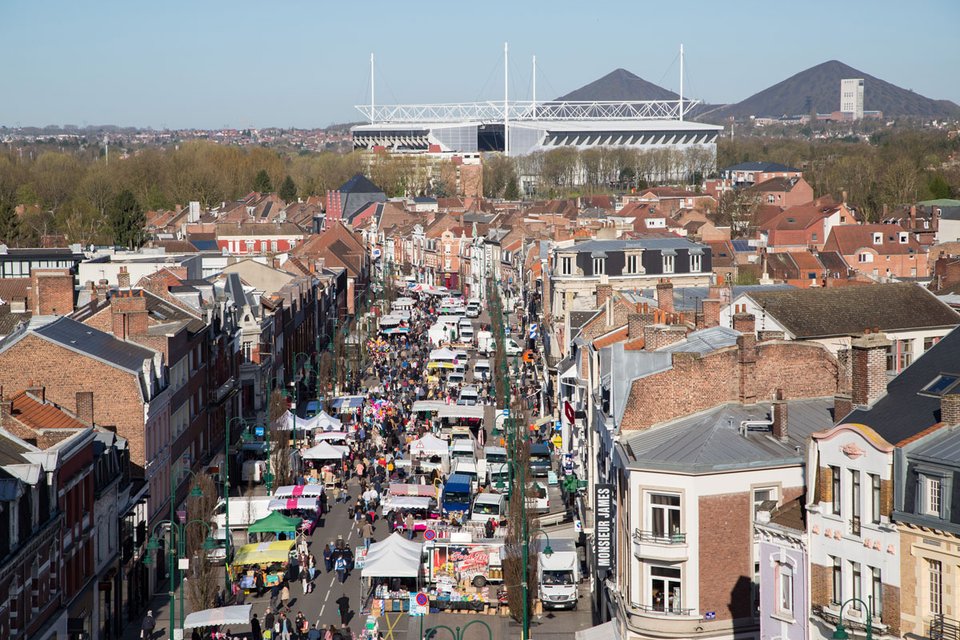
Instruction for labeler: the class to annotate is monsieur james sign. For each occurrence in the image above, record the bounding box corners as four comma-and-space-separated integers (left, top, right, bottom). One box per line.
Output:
594, 483, 614, 571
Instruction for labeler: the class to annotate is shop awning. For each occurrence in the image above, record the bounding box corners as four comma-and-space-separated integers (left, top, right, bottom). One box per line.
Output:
429, 347, 456, 361
361, 533, 423, 578
411, 400, 448, 414
331, 395, 365, 411
267, 497, 320, 512
272, 485, 325, 498
279, 410, 342, 432
184, 605, 253, 629
248, 511, 302, 534
408, 433, 449, 456
232, 541, 294, 567
301, 441, 345, 459
381, 495, 435, 514
437, 405, 485, 420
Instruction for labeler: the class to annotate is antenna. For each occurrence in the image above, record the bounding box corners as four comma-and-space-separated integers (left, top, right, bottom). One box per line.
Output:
370, 52, 376, 123
532, 55, 537, 121
679, 43, 684, 122
504, 42, 509, 157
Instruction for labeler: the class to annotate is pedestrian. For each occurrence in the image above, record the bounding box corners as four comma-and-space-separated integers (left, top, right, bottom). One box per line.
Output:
264, 609, 275, 640
308, 622, 322, 640
214, 585, 225, 608
280, 583, 291, 610
300, 565, 309, 594
256, 569, 266, 597
278, 612, 293, 640
323, 545, 333, 572
141, 610, 156, 640
309, 553, 317, 581
360, 520, 374, 549
335, 554, 348, 584
405, 512, 414, 540
296, 612, 308, 639
338, 594, 350, 626
251, 613, 262, 640
270, 582, 280, 608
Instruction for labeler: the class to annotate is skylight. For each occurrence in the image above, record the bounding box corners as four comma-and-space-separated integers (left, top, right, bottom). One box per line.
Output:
920, 374, 960, 397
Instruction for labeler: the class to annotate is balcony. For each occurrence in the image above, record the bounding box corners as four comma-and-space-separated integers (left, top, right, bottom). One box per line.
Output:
634, 602, 696, 617
633, 529, 689, 561
931, 614, 960, 640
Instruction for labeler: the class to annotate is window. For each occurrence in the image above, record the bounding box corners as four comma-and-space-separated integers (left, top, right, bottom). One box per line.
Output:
930, 559, 943, 615
921, 373, 959, 396
898, 340, 913, 371
870, 474, 881, 524
858, 252, 874, 263
811, 232, 818, 241
767, 194, 775, 204
923, 337, 938, 353
899, 232, 909, 244
625, 253, 644, 274
592, 257, 605, 275
871, 567, 883, 617
650, 494, 681, 540
753, 487, 777, 516
851, 562, 862, 610
662, 254, 675, 274
850, 470, 861, 536
242, 341, 252, 362
831, 466, 841, 515
831, 556, 842, 605
872, 232, 883, 245
690, 253, 702, 273
922, 475, 943, 518
650, 565, 682, 613
559, 256, 573, 276
777, 563, 793, 615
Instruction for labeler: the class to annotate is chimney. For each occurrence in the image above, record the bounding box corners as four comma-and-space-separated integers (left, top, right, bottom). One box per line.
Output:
111, 290, 149, 340
702, 299, 721, 328
942, 393, 960, 427
758, 330, 785, 342
644, 324, 687, 350
738, 332, 757, 404
772, 388, 788, 442
834, 393, 854, 423
26, 385, 45, 403
850, 332, 891, 408
733, 311, 756, 335
76, 391, 94, 425
656, 279, 674, 314
628, 313, 645, 341
117, 266, 131, 289
910, 205, 917, 226
596, 284, 613, 308
605, 297, 614, 327
30, 268, 75, 316
96, 279, 110, 303
0, 399, 11, 427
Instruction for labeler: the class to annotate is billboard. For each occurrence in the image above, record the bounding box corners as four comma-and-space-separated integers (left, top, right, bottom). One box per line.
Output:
594, 483, 614, 571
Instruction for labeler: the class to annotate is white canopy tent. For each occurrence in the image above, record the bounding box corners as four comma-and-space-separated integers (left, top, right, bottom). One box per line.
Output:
361, 533, 423, 578
437, 405, 485, 420
381, 495, 435, 514
183, 605, 253, 629
279, 410, 342, 432
408, 433, 449, 456
301, 441, 345, 460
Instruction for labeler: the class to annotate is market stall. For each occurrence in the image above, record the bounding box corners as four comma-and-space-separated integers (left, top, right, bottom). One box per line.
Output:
331, 395, 366, 414
424, 538, 505, 612
230, 540, 295, 593
301, 441, 346, 460
278, 409, 342, 432
267, 497, 323, 533
360, 533, 424, 617
247, 511, 302, 542
273, 484, 325, 498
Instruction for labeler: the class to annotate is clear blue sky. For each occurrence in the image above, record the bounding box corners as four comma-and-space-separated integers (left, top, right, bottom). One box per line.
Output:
2, 0, 957, 129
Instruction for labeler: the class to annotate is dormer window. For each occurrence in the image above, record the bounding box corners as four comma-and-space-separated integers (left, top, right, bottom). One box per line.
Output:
662, 253, 675, 274
625, 251, 645, 275
593, 257, 606, 275
899, 232, 909, 244
872, 232, 883, 245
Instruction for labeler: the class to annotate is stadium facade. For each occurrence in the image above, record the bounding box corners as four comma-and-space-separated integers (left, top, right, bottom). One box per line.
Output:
350, 100, 722, 158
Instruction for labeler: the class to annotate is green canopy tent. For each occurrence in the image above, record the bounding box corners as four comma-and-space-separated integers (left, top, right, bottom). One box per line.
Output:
247, 511, 302, 542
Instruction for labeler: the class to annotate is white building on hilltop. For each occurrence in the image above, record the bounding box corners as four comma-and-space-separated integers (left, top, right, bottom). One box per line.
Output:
841, 79, 864, 120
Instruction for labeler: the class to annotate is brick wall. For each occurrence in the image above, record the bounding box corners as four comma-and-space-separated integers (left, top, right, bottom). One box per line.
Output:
620, 340, 837, 430
643, 324, 687, 350
0, 335, 150, 474
31, 268, 74, 315
699, 492, 753, 620
810, 562, 832, 609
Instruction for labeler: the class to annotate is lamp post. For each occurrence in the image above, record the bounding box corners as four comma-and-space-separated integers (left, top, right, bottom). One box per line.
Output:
224, 415, 247, 592
143, 477, 215, 640
832, 597, 874, 640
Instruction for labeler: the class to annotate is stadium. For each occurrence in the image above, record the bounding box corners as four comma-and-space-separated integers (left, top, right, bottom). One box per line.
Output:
350, 100, 722, 158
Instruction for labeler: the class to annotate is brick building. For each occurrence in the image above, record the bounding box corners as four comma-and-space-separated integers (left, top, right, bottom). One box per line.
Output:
822, 223, 929, 280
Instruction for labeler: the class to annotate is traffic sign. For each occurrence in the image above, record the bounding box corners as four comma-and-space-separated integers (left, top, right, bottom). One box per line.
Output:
564, 401, 575, 423
423, 529, 437, 541
416, 592, 429, 607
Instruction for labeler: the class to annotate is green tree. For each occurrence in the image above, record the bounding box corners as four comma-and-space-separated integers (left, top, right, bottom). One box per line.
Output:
278, 175, 297, 202
253, 168, 273, 193
0, 200, 19, 246
928, 174, 952, 200
504, 175, 521, 200
110, 189, 145, 249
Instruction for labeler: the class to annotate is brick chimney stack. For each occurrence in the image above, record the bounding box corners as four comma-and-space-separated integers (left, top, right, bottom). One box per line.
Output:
701, 299, 720, 328
628, 313, 645, 341
850, 330, 891, 408
942, 393, 960, 427
656, 279, 674, 314
111, 289, 149, 340
738, 331, 757, 404
733, 307, 756, 334
117, 266, 131, 289
772, 388, 789, 442
30, 268, 75, 316
596, 284, 613, 308
76, 391, 94, 425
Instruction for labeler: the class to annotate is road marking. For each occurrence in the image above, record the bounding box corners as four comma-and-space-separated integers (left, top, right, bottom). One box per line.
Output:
346, 529, 353, 542
319, 603, 325, 618
382, 612, 404, 640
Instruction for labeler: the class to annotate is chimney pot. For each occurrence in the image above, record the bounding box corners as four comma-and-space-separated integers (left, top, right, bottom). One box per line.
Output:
943, 393, 960, 427
772, 389, 789, 441
851, 333, 891, 408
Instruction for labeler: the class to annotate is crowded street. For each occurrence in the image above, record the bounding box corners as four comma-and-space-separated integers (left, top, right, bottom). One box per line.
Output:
126, 277, 592, 640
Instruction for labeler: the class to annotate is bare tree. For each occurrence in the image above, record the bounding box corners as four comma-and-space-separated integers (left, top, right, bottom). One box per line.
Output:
185, 474, 220, 612
269, 388, 293, 486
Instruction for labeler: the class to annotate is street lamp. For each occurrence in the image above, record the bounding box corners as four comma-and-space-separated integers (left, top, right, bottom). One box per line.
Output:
832, 597, 874, 640
224, 415, 247, 592
530, 528, 554, 557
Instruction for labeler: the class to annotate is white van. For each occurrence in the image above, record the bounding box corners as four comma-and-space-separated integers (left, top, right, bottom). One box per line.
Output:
539, 545, 580, 610
458, 385, 480, 406
470, 493, 507, 524
474, 359, 491, 380
466, 300, 481, 318
452, 458, 480, 493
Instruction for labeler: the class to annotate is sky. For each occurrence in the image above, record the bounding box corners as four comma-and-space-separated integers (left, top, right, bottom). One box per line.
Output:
1, 0, 958, 129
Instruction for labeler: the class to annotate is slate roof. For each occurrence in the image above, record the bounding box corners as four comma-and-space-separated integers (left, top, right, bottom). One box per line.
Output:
844, 326, 960, 445
339, 174, 384, 194
29, 316, 155, 373
562, 237, 707, 254
621, 397, 835, 473
746, 283, 960, 338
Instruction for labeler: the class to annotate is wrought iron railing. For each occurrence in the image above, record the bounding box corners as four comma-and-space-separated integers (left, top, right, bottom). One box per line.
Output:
931, 614, 960, 640
633, 529, 687, 545
635, 602, 695, 616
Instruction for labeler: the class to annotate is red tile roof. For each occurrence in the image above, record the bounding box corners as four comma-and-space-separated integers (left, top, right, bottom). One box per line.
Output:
9, 390, 88, 431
